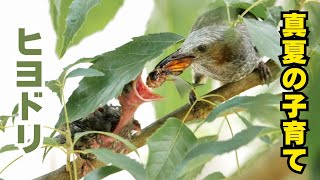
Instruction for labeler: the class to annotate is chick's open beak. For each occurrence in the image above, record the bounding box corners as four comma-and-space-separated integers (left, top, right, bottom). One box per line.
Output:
113, 74, 162, 134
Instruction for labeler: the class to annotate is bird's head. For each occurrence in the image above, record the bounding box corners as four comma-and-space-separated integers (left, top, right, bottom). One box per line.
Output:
146, 25, 238, 88
179, 26, 224, 62
179, 25, 238, 64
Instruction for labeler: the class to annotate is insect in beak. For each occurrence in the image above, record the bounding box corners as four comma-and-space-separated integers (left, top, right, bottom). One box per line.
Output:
146, 49, 194, 88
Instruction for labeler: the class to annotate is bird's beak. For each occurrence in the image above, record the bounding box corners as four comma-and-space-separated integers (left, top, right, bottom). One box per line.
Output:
131, 74, 163, 101
157, 49, 194, 75
113, 74, 162, 134
146, 49, 194, 88
119, 74, 163, 109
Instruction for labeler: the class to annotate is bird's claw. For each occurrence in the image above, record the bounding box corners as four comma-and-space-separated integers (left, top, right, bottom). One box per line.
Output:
257, 62, 272, 85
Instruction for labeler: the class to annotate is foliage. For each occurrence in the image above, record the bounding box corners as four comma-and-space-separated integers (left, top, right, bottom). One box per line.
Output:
45, 0, 300, 179
50, 0, 124, 58
145, 0, 214, 118
243, 18, 281, 65
305, 44, 320, 180
84, 118, 268, 179
2, 0, 319, 179
197, 94, 282, 129
304, 1, 320, 48
0, 145, 19, 154
146, 118, 197, 180
0, 104, 18, 132
55, 33, 184, 128
203, 172, 226, 180
87, 148, 146, 180
84, 166, 121, 180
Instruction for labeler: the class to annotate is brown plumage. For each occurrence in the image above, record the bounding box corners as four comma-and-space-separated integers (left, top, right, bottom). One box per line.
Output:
147, 7, 271, 89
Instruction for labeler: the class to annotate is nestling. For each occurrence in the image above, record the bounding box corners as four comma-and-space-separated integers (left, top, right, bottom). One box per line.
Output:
57, 75, 161, 175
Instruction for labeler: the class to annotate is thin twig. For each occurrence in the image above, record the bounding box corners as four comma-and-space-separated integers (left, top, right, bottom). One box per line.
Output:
0, 155, 23, 174
225, 116, 241, 175
35, 60, 280, 180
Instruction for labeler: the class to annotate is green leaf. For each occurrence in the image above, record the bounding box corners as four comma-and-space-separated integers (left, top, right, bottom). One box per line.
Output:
146, 0, 214, 118
146, 118, 197, 180
305, 1, 320, 48
49, 0, 61, 34
243, 18, 281, 64
45, 55, 99, 102
177, 160, 208, 180
60, 0, 102, 57
0, 104, 19, 132
197, 135, 218, 143
50, 0, 73, 56
44, 56, 101, 159
66, 68, 104, 78
84, 166, 121, 180
197, 94, 281, 129
46, 80, 62, 102
0, 116, 10, 132
146, 0, 210, 36
73, 131, 139, 156
56, 33, 184, 128
11, 103, 19, 123
249, 106, 283, 127
178, 125, 220, 179
232, 2, 268, 19
236, 112, 280, 144
0, 144, 19, 153
237, 112, 267, 140
280, 0, 299, 11
68, 0, 123, 47
178, 154, 212, 179
235, 112, 253, 128
223, 0, 270, 19
172, 76, 194, 98
43, 137, 59, 147
258, 127, 281, 137
305, 48, 320, 179
177, 126, 265, 177
203, 172, 225, 180
50, 0, 124, 58
87, 148, 146, 180
265, 6, 282, 26
42, 146, 54, 163
261, 0, 277, 7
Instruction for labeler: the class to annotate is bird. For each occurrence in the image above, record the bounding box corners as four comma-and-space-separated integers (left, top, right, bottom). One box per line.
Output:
58, 74, 161, 150
57, 104, 141, 156
57, 74, 161, 175
146, 7, 272, 96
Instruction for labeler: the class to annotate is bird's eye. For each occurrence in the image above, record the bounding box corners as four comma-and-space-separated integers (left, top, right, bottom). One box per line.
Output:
197, 44, 207, 53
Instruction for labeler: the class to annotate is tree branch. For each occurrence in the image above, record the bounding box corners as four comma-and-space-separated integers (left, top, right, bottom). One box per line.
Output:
132, 59, 280, 147
36, 60, 281, 180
